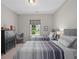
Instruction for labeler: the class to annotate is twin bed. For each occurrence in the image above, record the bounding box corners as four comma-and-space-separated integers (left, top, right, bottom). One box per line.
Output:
14, 29, 77, 59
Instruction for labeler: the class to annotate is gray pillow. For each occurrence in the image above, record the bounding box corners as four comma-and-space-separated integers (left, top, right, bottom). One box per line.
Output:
69, 39, 77, 49
59, 39, 70, 47
61, 36, 76, 42
60, 36, 77, 48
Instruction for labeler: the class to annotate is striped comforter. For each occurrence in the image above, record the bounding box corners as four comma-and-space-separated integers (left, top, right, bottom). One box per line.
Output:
14, 41, 64, 59
31, 36, 50, 41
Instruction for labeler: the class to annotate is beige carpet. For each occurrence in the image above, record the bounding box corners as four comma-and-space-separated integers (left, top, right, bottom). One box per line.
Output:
1, 43, 23, 59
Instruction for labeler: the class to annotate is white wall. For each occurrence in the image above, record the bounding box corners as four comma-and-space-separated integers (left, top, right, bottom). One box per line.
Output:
1, 0, 77, 41
53, 0, 77, 29
1, 4, 18, 32
18, 14, 54, 41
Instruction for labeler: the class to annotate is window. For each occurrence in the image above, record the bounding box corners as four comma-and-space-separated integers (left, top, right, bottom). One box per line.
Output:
32, 25, 40, 35
30, 20, 41, 37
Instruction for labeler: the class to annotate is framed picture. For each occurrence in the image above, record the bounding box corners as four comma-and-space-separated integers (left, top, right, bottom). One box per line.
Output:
44, 26, 48, 31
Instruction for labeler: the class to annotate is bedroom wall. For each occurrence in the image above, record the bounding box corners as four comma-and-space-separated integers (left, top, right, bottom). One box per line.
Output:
18, 14, 54, 41
1, 4, 18, 32
52, 0, 77, 29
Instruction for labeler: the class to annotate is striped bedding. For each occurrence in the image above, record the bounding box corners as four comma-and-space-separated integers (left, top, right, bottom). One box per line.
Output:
14, 41, 64, 59
31, 36, 50, 41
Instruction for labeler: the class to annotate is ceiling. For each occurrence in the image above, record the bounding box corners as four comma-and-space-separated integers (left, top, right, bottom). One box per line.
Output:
2, 0, 66, 14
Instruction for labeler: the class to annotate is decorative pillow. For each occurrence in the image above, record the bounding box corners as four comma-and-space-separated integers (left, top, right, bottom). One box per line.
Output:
71, 40, 77, 49
59, 39, 70, 47
61, 36, 77, 39
61, 36, 76, 43
48, 32, 54, 40
60, 36, 77, 48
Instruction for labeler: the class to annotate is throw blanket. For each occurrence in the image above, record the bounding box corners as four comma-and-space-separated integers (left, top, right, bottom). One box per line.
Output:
14, 41, 64, 59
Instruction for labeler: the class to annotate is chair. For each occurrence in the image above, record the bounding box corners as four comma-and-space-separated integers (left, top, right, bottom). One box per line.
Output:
15, 33, 24, 43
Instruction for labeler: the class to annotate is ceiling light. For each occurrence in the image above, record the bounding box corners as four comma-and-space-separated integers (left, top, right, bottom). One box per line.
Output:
28, 0, 36, 5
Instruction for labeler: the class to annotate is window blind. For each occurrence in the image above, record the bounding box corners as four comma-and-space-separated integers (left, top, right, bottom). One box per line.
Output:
30, 20, 40, 25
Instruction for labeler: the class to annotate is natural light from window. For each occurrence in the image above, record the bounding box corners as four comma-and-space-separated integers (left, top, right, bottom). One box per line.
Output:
30, 24, 40, 37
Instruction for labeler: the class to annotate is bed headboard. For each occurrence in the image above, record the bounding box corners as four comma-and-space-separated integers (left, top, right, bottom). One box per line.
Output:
64, 29, 77, 36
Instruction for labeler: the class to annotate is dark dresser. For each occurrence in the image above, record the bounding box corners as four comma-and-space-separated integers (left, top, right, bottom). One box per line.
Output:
1, 30, 16, 54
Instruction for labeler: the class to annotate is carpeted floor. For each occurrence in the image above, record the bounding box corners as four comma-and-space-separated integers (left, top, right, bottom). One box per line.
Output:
1, 43, 23, 59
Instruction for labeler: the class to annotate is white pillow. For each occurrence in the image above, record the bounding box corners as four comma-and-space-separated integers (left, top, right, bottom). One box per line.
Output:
48, 32, 54, 40
59, 39, 70, 47
61, 36, 77, 43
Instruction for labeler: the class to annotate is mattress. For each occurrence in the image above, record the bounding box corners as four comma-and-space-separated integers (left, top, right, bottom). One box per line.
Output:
14, 41, 64, 59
